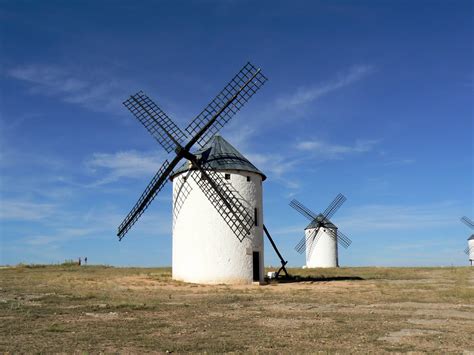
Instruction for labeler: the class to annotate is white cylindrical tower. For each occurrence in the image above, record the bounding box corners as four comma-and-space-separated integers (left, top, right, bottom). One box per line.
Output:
468, 235, 474, 266
170, 136, 266, 284
304, 214, 339, 268
304, 216, 339, 268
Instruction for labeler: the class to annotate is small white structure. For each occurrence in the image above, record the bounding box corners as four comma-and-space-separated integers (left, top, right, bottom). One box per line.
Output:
305, 215, 338, 268
468, 235, 474, 266
170, 135, 266, 284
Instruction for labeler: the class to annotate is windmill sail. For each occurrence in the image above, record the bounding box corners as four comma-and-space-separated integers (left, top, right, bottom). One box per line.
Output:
123, 91, 187, 153
192, 168, 254, 242
321, 193, 346, 221
117, 62, 267, 241
325, 227, 352, 249
307, 229, 323, 257
295, 228, 318, 254
185, 62, 267, 149
172, 169, 194, 228
289, 199, 318, 221
461, 216, 474, 229
118, 160, 171, 240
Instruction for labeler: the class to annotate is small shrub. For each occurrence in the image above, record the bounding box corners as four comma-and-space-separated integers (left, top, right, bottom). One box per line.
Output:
61, 259, 79, 267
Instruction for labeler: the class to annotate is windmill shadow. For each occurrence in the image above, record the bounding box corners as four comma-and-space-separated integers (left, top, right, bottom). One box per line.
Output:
266, 274, 364, 284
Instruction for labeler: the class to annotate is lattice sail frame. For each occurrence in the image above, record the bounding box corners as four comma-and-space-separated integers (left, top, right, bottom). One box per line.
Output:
123, 91, 187, 153
325, 227, 352, 249
185, 62, 267, 148
172, 169, 194, 229
191, 168, 254, 242
295, 228, 317, 254
461, 216, 474, 229
321, 193, 347, 221
118, 160, 170, 240
460, 216, 474, 256
289, 199, 318, 221
118, 62, 267, 241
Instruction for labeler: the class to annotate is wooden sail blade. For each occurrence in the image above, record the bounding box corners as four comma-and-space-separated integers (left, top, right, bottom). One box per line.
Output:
123, 91, 186, 153
117, 159, 172, 240
185, 62, 267, 149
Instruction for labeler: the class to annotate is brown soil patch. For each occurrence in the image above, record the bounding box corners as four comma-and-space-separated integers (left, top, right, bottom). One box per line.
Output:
378, 328, 442, 343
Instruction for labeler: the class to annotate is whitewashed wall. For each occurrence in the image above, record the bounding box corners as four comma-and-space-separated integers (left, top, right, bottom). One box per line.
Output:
469, 238, 474, 266
172, 169, 264, 284
305, 227, 339, 268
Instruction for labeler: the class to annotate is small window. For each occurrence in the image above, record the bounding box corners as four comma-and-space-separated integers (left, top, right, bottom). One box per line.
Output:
246, 176, 251, 182
224, 173, 231, 180
201, 171, 206, 180
182, 176, 187, 182
254, 207, 258, 226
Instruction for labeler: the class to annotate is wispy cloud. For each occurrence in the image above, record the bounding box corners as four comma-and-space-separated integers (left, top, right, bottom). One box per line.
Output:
22, 208, 171, 247
222, 123, 258, 150
296, 138, 380, 159
0, 199, 57, 221
269, 224, 303, 236
85, 150, 165, 186
383, 158, 416, 166
245, 152, 298, 178
244, 151, 302, 189
338, 201, 459, 232
276, 65, 374, 110
6, 64, 132, 113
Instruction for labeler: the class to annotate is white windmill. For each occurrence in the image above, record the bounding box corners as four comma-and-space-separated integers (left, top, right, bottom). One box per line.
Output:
461, 216, 474, 266
170, 135, 266, 284
115, 63, 289, 284
290, 194, 352, 268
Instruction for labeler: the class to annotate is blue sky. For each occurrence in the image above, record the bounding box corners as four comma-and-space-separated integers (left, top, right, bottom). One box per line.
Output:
0, 0, 472, 267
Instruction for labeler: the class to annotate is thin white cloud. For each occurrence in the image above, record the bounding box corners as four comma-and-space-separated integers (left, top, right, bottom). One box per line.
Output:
383, 158, 416, 166
221, 123, 258, 150
296, 138, 380, 159
276, 64, 374, 110
6, 65, 131, 113
22, 209, 171, 247
338, 201, 459, 232
244, 152, 302, 190
245, 152, 298, 178
0, 200, 56, 221
85, 150, 166, 186
269, 224, 303, 236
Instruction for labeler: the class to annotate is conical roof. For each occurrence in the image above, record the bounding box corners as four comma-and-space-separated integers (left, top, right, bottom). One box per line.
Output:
468, 234, 474, 241
170, 135, 266, 180
305, 214, 337, 230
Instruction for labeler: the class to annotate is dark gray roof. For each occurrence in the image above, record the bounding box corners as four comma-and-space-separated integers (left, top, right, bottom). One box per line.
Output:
305, 214, 337, 230
170, 135, 266, 180
468, 234, 474, 241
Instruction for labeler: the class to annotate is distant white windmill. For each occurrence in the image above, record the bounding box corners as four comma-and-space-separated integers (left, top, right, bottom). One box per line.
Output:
290, 194, 352, 268
461, 216, 474, 266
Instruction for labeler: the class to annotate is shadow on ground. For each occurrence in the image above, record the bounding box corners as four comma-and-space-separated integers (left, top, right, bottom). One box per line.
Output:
266, 275, 365, 283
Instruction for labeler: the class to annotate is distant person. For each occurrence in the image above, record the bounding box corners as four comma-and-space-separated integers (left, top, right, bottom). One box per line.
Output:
84, 257, 87, 265
78, 257, 81, 266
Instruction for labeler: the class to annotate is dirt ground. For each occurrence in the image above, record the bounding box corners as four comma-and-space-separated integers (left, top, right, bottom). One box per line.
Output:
0, 265, 473, 353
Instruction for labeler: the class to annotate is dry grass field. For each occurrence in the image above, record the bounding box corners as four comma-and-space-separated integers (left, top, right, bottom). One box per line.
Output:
0, 265, 473, 353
